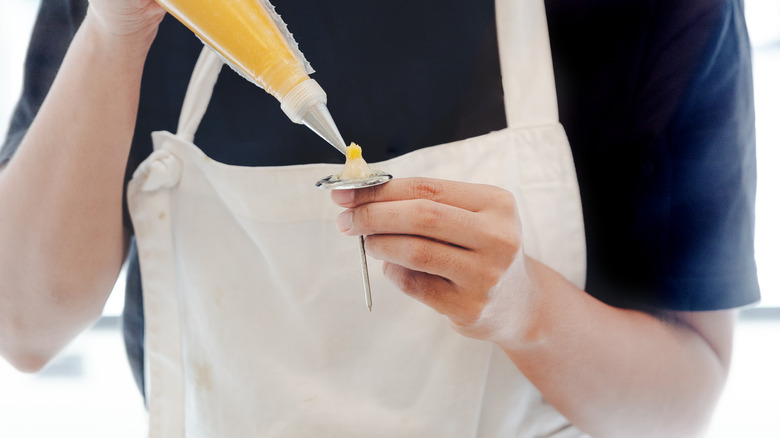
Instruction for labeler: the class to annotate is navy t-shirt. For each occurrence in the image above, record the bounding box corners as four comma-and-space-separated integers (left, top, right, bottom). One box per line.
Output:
1, 0, 760, 395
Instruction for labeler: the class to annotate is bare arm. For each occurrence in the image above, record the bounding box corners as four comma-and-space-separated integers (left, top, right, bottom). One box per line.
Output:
507, 260, 734, 438
0, 2, 164, 372
332, 177, 735, 438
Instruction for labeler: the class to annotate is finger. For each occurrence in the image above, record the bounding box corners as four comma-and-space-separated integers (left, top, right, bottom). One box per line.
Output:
366, 234, 491, 289
340, 198, 523, 263
382, 262, 484, 324
339, 199, 486, 250
331, 177, 514, 213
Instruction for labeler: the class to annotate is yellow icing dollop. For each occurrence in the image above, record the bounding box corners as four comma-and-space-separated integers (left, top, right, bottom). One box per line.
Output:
340, 142, 373, 180
346, 143, 363, 160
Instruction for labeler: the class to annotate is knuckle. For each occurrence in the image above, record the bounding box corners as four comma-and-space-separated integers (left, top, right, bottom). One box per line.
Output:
365, 183, 384, 204
353, 183, 382, 207
355, 205, 373, 230
410, 178, 444, 201
407, 240, 435, 269
397, 269, 422, 294
501, 229, 523, 255
483, 226, 522, 256
413, 202, 444, 230
493, 188, 518, 214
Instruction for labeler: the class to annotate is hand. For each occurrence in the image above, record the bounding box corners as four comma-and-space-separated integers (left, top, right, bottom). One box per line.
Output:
331, 177, 539, 347
87, 0, 165, 37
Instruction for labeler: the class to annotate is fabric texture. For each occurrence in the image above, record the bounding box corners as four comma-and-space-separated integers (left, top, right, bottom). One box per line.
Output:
1, 0, 761, 397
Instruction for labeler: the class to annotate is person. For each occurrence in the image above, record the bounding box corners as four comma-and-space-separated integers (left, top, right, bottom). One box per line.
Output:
0, 0, 759, 437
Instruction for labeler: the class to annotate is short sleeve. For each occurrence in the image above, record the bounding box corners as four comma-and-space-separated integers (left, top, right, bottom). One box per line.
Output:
582, 0, 760, 311
0, 0, 87, 165
661, 0, 759, 310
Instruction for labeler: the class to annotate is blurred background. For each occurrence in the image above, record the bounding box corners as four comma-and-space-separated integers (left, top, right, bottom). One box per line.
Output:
0, 0, 778, 436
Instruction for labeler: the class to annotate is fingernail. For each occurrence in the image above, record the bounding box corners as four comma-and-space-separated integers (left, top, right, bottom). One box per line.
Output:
336, 210, 353, 232
331, 189, 355, 205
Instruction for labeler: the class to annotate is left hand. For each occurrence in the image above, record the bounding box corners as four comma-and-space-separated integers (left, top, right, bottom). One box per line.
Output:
331, 177, 539, 346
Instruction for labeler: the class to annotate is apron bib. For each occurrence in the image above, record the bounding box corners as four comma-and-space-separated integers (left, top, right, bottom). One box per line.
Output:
128, 0, 587, 436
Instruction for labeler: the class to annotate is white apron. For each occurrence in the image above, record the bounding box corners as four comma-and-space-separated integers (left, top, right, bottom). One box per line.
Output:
127, 0, 587, 436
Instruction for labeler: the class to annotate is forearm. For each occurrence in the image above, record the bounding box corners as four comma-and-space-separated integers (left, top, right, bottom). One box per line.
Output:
0, 10, 158, 371
504, 259, 734, 438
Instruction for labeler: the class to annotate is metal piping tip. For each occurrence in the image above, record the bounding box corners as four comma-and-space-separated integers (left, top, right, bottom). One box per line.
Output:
301, 102, 347, 155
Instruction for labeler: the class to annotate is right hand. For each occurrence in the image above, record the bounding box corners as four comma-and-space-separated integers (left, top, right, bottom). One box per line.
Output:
87, 0, 166, 37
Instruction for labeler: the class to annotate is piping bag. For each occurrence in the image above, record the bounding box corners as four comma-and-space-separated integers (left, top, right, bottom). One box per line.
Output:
155, 0, 348, 155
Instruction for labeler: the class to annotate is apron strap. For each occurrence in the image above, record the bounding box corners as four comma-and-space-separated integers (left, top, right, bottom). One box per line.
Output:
495, 0, 560, 128
176, 47, 224, 143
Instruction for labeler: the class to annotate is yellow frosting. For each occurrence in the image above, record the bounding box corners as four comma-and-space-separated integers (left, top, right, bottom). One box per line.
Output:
346, 142, 362, 160
341, 142, 373, 180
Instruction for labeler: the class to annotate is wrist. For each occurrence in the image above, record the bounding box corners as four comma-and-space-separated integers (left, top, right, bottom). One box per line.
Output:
493, 257, 547, 351
453, 255, 547, 351
496, 257, 592, 362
